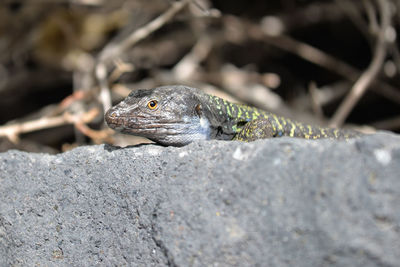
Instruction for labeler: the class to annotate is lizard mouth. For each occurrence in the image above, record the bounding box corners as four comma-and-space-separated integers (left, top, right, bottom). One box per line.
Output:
105, 112, 194, 136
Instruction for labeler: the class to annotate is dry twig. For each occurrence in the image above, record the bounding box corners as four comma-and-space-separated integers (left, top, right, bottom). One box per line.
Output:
244, 16, 400, 107
0, 108, 100, 143
95, 0, 192, 113
330, 0, 391, 127
172, 35, 213, 81
98, 0, 191, 64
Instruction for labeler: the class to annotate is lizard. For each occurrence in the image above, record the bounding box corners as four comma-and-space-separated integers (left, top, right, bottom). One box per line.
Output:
105, 85, 361, 146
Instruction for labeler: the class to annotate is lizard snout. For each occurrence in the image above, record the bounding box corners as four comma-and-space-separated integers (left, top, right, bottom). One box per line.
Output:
105, 108, 118, 127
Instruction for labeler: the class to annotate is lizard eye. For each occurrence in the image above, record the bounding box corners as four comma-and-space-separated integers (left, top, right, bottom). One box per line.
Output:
147, 100, 158, 110
195, 104, 202, 117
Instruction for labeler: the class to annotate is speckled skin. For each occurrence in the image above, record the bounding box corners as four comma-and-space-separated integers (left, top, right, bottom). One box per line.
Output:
105, 85, 360, 146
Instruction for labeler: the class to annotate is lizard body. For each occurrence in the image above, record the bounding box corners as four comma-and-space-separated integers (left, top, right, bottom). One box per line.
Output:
105, 85, 360, 146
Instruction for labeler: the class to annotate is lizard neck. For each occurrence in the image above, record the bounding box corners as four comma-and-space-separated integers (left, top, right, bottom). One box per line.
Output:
200, 93, 267, 140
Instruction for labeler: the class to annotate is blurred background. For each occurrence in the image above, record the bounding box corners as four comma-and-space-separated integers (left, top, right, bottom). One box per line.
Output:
0, 0, 399, 153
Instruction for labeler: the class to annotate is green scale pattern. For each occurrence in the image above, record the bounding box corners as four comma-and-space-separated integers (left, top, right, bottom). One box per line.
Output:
206, 94, 359, 141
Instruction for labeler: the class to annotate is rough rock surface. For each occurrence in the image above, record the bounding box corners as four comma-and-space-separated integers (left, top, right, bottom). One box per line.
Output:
0, 133, 399, 266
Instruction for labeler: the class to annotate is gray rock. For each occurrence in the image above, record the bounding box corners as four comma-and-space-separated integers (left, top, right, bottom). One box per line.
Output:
0, 133, 399, 267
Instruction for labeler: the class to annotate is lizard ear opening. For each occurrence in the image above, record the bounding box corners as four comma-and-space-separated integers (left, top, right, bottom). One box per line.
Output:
195, 104, 202, 117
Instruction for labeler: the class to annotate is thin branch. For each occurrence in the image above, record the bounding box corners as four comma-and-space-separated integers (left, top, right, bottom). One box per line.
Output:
98, 0, 191, 64
363, 0, 380, 34
335, 0, 372, 42
172, 35, 213, 81
329, 0, 391, 127
74, 123, 113, 143
95, 0, 191, 114
96, 62, 112, 113
253, 30, 400, 105
260, 34, 359, 81
0, 108, 100, 143
242, 15, 400, 108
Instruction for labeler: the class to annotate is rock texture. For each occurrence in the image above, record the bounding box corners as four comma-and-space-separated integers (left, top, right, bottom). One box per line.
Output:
0, 133, 399, 266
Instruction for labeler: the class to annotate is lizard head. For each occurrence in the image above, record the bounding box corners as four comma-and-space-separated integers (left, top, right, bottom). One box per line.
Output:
105, 85, 211, 146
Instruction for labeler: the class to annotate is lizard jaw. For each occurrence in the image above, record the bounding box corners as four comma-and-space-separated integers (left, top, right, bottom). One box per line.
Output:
106, 108, 211, 146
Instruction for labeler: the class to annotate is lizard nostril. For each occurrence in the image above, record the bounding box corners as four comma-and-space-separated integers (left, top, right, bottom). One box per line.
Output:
105, 109, 116, 123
